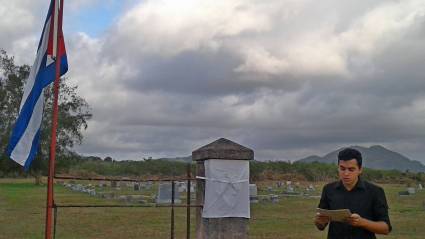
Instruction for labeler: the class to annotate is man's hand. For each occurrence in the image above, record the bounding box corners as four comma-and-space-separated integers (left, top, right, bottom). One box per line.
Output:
347, 213, 364, 227
346, 213, 390, 235
314, 213, 330, 230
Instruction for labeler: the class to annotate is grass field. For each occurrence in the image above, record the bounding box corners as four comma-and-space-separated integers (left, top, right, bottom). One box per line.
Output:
1, 178, 424, 239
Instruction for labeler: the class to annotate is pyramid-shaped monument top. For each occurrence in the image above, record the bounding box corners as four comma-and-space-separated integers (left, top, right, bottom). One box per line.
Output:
192, 138, 254, 161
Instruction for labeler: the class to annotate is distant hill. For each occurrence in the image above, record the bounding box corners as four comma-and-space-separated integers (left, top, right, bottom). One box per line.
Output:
297, 145, 425, 172
156, 156, 192, 163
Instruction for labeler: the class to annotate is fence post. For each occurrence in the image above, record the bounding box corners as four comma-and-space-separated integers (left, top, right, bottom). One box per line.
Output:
187, 164, 191, 239
192, 138, 253, 239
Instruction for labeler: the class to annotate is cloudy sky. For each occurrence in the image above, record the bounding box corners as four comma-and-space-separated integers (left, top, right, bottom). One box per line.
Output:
2, 0, 425, 163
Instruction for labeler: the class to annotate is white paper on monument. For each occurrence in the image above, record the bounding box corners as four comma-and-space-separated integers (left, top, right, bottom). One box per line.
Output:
202, 159, 250, 218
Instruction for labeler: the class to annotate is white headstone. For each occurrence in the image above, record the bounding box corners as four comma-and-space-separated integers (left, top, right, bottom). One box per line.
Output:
156, 183, 181, 204
307, 184, 315, 192
418, 184, 423, 190
98, 181, 106, 187
145, 181, 153, 190
407, 187, 416, 195
249, 184, 258, 203
270, 194, 279, 203
88, 189, 96, 196
177, 182, 187, 193
287, 185, 294, 193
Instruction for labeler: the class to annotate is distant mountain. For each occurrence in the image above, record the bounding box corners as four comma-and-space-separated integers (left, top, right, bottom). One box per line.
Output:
297, 145, 425, 172
156, 156, 192, 163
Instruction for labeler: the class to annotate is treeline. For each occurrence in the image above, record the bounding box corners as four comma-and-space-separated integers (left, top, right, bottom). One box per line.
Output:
1, 154, 424, 184
0, 153, 188, 178
250, 161, 425, 184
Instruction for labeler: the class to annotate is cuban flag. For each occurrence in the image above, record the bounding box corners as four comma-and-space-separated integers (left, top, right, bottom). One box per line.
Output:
6, 0, 67, 171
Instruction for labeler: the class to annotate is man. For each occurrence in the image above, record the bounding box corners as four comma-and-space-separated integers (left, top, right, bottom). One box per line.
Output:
314, 148, 392, 238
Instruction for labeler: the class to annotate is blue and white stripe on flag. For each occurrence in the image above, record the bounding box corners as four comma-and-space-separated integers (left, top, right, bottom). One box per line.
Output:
6, 0, 68, 171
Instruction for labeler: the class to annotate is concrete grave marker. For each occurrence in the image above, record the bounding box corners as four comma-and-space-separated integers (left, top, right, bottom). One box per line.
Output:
156, 183, 181, 204
407, 187, 416, 195
267, 186, 273, 193
286, 185, 294, 193
249, 184, 258, 203
270, 194, 279, 203
177, 182, 187, 193
144, 181, 153, 190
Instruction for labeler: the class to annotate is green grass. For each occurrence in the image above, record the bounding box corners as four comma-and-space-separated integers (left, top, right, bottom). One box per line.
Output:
1, 179, 424, 238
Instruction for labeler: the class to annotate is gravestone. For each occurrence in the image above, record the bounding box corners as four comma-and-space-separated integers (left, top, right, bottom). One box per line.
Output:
156, 183, 181, 204
398, 191, 410, 196
145, 181, 153, 190
286, 185, 294, 193
175, 182, 186, 193
270, 194, 279, 203
134, 183, 140, 191
88, 189, 96, 196
418, 184, 423, 190
306, 184, 316, 192
99, 192, 114, 199
267, 186, 273, 193
249, 184, 258, 203
118, 195, 128, 202
111, 181, 118, 188
73, 184, 83, 192
407, 187, 416, 195
139, 182, 146, 189
119, 181, 127, 188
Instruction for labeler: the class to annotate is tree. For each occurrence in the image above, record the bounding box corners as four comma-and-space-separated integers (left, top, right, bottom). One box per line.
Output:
0, 50, 92, 180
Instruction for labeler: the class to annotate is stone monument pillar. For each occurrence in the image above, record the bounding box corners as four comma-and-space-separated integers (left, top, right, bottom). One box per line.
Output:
192, 138, 254, 239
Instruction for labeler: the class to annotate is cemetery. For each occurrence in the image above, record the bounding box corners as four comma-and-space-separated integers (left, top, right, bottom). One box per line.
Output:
60, 179, 194, 205
1, 138, 425, 239
2, 0, 425, 238
2, 177, 424, 239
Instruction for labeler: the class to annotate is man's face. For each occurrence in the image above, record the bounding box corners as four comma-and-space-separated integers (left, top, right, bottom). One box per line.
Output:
338, 159, 362, 187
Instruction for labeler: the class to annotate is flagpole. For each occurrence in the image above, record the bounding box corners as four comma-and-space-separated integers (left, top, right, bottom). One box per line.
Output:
45, 0, 64, 238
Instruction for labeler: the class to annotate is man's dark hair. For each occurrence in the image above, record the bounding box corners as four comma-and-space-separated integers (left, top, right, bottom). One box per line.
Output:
338, 148, 362, 168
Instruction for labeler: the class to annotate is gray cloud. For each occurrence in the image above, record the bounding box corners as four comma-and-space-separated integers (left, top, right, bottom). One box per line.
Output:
3, 0, 425, 164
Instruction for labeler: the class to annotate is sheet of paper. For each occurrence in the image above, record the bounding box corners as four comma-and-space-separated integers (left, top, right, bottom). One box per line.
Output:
316, 208, 352, 222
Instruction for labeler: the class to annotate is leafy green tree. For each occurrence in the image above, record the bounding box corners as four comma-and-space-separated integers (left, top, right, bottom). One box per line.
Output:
0, 50, 92, 180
